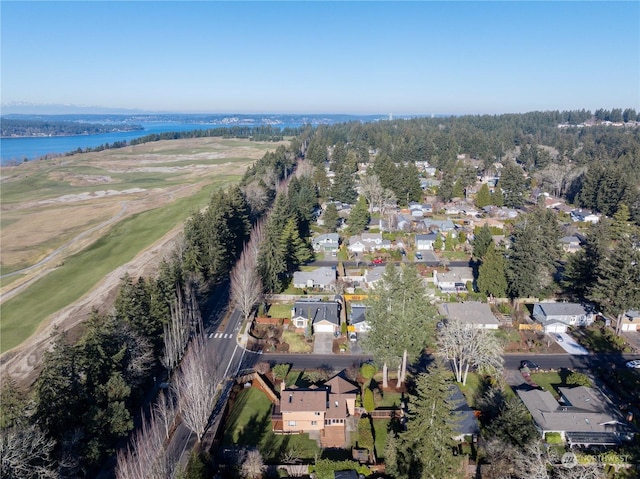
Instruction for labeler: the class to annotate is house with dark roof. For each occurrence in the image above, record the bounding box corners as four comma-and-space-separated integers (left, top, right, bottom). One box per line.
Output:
349, 304, 370, 333
450, 386, 480, 441
291, 299, 341, 333
621, 310, 640, 332
516, 386, 634, 447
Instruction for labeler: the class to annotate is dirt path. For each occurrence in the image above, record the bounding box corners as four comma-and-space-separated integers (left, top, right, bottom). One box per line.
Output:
0, 223, 184, 386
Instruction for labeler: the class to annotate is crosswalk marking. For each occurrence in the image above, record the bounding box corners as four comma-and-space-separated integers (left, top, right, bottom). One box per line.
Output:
209, 332, 234, 339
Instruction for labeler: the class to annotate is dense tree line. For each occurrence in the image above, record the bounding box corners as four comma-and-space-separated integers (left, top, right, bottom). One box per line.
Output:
129, 124, 299, 145
0, 118, 143, 137
298, 110, 640, 223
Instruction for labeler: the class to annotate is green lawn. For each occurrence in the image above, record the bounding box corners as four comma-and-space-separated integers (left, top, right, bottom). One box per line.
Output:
283, 331, 313, 353
376, 391, 404, 408
267, 302, 294, 318
530, 370, 569, 398
457, 372, 483, 407
0, 182, 221, 353
373, 419, 392, 460
222, 387, 320, 461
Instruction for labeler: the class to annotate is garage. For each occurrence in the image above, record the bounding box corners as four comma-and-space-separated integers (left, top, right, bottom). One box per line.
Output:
543, 321, 567, 334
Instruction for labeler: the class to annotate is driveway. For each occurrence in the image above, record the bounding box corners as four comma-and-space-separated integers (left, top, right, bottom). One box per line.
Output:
621, 331, 640, 353
313, 332, 334, 354
556, 332, 589, 355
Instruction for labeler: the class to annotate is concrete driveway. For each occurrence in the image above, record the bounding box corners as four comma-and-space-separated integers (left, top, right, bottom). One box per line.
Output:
556, 332, 589, 355
313, 332, 334, 354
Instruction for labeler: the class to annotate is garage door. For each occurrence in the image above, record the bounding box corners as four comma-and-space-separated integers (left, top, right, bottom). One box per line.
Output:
314, 323, 335, 333
544, 323, 567, 333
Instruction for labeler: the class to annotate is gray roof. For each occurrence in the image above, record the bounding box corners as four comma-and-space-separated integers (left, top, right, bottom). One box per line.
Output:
292, 300, 340, 326
292, 267, 336, 287
536, 303, 589, 317
450, 386, 480, 436
351, 304, 367, 325
516, 387, 631, 440
438, 302, 500, 327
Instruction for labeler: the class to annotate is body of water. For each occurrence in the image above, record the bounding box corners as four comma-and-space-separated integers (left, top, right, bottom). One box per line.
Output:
0, 121, 302, 165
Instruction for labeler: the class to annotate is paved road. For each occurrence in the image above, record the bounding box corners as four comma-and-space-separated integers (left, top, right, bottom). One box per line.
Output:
310, 259, 473, 268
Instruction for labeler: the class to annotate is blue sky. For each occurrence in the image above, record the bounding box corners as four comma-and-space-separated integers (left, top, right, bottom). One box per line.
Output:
1, 1, 639, 115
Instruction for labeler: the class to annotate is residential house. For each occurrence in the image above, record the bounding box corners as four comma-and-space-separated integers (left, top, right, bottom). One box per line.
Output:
312, 233, 340, 254
349, 304, 370, 332
292, 267, 336, 291
415, 233, 438, 251
433, 267, 474, 294
532, 302, 595, 333
422, 219, 456, 233
364, 266, 386, 289
516, 386, 634, 447
273, 373, 359, 447
560, 236, 582, 253
291, 299, 341, 333
450, 386, 480, 441
621, 310, 640, 332
347, 233, 389, 254
571, 209, 600, 223
438, 301, 500, 329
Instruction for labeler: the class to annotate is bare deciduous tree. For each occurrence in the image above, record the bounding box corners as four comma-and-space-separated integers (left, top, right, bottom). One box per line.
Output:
174, 335, 221, 442
438, 319, 504, 385
231, 242, 263, 322
115, 410, 178, 479
154, 389, 177, 440
239, 448, 266, 479
162, 281, 202, 372
359, 174, 384, 213
0, 425, 56, 479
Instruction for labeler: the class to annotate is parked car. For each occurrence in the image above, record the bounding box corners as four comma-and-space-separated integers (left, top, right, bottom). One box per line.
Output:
415, 252, 423, 260
372, 257, 384, 264
348, 331, 357, 342
625, 359, 640, 369
520, 360, 539, 370
555, 334, 564, 342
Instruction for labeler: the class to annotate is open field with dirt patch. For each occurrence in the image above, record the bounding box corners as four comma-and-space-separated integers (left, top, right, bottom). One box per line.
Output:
0, 137, 287, 382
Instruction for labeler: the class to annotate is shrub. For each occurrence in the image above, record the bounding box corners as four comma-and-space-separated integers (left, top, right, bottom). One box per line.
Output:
360, 363, 377, 380
254, 361, 271, 375
566, 371, 592, 387
272, 363, 291, 381
363, 388, 375, 412
357, 417, 374, 451
341, 321, 347, 335
544, 432, 564, 444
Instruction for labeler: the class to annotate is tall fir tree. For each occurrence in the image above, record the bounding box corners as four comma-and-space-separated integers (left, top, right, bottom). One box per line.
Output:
390, 364, 462, 479
477, 243, 508, 298
346, 195, 370, 234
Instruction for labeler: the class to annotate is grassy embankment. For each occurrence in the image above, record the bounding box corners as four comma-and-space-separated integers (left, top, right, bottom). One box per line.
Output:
0, 180, 226, 353
1, 137, 286, 352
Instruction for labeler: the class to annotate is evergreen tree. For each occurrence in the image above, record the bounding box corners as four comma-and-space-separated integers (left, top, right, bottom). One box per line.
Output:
391, 365, 462, 479
437, 173, 454, 203
477, 243, 508, 298
491, 185, 504, 206
323, 202, 340, 232
498, 161, 527, 208
452, 179, 464, 199
346, 195, 370, 234
330, 167, 358, 204
281, 217, 313, 274
472, 224, 493, 259
588, 234, 640, 325
475, 183, 491, 208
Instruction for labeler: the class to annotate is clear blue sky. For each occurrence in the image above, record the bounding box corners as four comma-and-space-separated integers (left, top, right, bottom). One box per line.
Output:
2, 1, 639, 115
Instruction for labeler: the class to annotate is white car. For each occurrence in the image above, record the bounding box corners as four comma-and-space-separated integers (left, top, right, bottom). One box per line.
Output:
625, 360, 640, 369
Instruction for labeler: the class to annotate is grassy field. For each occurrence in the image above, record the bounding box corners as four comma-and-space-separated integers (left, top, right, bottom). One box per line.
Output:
0, 184, 217, 352
0, 137, 287, 353
222, 387, 320, 461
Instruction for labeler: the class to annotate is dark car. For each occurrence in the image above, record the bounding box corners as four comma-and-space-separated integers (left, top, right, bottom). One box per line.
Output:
520, 360, 539, 370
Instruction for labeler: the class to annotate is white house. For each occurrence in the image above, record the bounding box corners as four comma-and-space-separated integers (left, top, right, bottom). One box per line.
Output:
437, 301, 500, 329
433, 267, 474, 293
571, 209, 600, 224
620, 310, 640, 332
349, 304, 370, 333
292, 267, 336, 291
364, 266, 386, 288
560, 236, 582, 253
347, 233, 388, 253
532, 302, 595, 333
415, 233, 438, 251
311, 233, 340, 254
